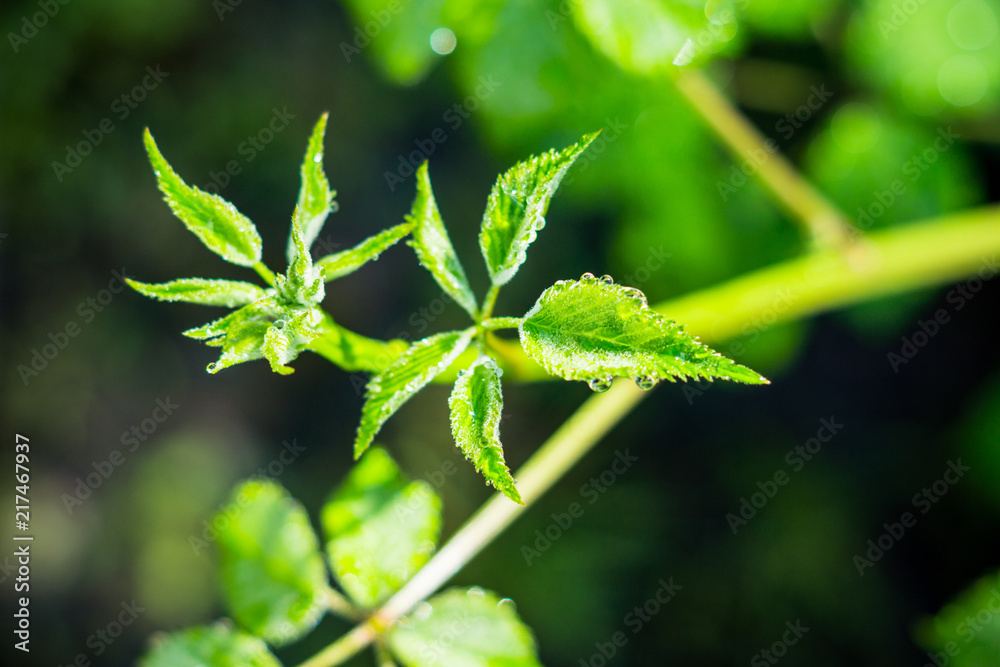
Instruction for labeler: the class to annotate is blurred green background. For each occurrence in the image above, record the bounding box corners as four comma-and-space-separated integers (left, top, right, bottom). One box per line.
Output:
2, 0, 1000, 664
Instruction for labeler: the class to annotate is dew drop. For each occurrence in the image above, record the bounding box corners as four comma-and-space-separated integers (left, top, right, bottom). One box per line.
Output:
600, 274, 614, 284
588, 376, 613, 392
635, 375, 657, 391
206, 362, 217, 373
497, 598, 517, 611
580, 272, 596, 281
274, 319, 286, 330
312, 153, 323, 163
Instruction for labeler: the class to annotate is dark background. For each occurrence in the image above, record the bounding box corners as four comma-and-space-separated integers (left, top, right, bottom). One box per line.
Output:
2, 0, 1000, 665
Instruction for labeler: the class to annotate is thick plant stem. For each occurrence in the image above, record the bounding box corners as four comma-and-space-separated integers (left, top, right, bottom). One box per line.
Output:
673, 70, 855, 252
294, 622, 376, 667
479, 283, 502, 321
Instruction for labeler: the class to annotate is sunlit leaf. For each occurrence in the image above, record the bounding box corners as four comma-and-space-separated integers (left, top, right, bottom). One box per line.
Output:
519, 274, 769, 388
261, 308, 323, 376
355, 328, 476, 458
480, 133, 598, 286
449, 357, 522, 504
407, 162, 478, 317
573, 0, 741, 72
216, 480, 330, 645
126, 278, 269, 308
317, 221, 416, 282
139, 624, 282, 667
387, 588, 542, 667
144, 129, 263, 267
288, 113, 337, 262
321, 447, 441, 609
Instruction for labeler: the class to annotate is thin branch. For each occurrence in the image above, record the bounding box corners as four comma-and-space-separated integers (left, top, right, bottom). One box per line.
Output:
673, 69, 856, 252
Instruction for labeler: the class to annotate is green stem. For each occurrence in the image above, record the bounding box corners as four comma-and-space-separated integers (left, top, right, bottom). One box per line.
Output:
673, 70, 855, 252
481, 316, 523, 331
254, 261, 278, 287
478, 283, 502, 322
294, 622, 376, 667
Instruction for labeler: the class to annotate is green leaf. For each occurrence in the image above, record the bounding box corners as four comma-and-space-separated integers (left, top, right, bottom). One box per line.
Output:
407, 162, 478, 318
519, 275, 769, 389
449, 357, 522, 504
920, 568, 1000, 664
288, 113, 337, 262
387, 588, 542, 667
126, 278, 269, 308
144, 129, 263, 267
183, 300, 279, 374
139, 624, 282, 667
306, 313, 409, 373
479, 133, 598, 286
261, 309, 323, 376
215, 479, 330, 645
321, 447, 441, 609
317, 221, 416, 282
573, 0, 742, 72
355, 328, 476, 458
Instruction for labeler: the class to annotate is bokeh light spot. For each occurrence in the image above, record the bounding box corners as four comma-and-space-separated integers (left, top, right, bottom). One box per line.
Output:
830, 102, 882, 153
946, 0, 999, 51
937, 54, 989, 106
430, 27, 457, 55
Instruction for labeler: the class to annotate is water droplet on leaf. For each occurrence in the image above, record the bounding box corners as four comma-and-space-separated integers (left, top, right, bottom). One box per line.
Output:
588, 376, 613, 392
206, 362, 217, 372
274, 319, 286, 330
635, 375, 657, 390
580, 272, 596, 281
600, 274, 614, 284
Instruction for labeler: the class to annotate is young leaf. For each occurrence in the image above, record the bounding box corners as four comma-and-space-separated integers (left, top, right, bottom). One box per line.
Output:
519, 274, 769, 389
139, 624, 282, 667
126, 278, 269, 308
144, 129, 263, 267
387, 588, 543, 667
306, 313, 409, 373
407, 162, 478, 318
287, 113, 336, 262
355, 328, 476, 458
183, 299, 279, 373
215, 480, 330, 645
316, 221, 416, 282
321, 447, 441, 609
479, 133, 598, 286
261, 308, 322, 375
449, 357, 522, 504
